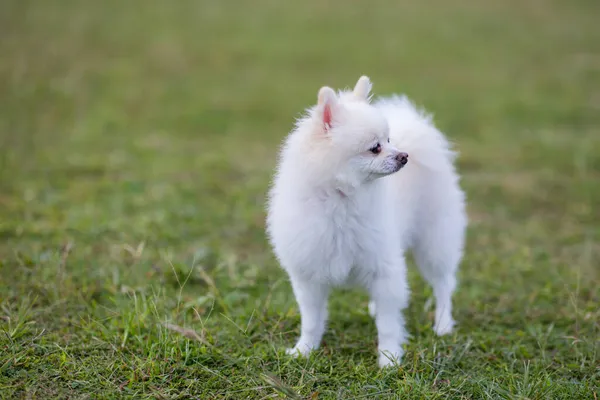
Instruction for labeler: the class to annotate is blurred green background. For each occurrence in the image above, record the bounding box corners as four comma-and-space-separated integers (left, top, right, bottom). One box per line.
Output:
1, 1, 599, 398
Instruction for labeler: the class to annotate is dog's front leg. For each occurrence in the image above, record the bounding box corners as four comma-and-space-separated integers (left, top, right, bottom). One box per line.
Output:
286, 277, 329, 357
370, 268, 409, 368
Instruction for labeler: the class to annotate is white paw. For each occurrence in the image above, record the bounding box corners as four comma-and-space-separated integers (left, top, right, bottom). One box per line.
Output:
434, 317, 455, 336
368, 301, 376, 318
285, 343, 313, 358
378, 348, 404, 368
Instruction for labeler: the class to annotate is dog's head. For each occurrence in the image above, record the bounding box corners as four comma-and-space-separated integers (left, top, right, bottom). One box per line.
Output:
306, 76, 408, 188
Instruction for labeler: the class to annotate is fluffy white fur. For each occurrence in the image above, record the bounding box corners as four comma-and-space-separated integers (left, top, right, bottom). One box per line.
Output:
266, 76, 467, 368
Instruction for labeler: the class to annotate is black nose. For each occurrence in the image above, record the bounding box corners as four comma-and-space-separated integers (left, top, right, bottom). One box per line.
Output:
396, 152, 409, 165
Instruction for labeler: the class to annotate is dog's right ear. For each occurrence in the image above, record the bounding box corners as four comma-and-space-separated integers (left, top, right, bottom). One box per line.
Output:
317, 86, 338, 131
353, 76, 372, 101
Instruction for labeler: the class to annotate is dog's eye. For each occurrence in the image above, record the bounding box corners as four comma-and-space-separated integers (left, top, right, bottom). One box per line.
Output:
370, 143, 382, 154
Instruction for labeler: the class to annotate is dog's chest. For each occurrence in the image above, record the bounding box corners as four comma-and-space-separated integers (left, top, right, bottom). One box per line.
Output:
299, 198, 379, 285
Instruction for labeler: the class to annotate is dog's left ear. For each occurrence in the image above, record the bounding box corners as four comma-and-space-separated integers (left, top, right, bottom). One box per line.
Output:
353, 75, 372, 101
317, 86, 338, 131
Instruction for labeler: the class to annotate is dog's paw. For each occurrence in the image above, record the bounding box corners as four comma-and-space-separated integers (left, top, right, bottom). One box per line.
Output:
285, 347, 302, 357
434, 317, 455, 336
378, 348, 404, 368
285, 344, 312, 358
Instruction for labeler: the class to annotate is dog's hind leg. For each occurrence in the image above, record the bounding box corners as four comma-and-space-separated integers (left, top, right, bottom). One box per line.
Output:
413, 218, 464, 336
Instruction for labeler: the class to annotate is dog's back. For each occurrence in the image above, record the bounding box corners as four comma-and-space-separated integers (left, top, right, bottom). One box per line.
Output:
375, 95, 467, 335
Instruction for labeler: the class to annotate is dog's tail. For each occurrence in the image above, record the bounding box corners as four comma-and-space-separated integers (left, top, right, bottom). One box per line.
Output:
375, 95, 457, 172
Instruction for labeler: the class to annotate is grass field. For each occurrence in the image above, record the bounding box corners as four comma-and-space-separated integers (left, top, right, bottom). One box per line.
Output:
1, 0, 599, 398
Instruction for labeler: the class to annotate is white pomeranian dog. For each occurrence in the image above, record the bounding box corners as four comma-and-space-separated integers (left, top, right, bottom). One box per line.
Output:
266, 76, 467, 367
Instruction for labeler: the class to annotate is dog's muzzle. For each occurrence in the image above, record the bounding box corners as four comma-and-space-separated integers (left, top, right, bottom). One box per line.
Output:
395, 152, 409, 168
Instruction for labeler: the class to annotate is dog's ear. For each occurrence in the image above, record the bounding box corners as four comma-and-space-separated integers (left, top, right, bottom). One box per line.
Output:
353, 75, 372, 101
317, 86, 338, 131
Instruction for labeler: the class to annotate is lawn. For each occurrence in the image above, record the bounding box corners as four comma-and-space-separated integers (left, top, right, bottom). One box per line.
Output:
1, 0, 599, 398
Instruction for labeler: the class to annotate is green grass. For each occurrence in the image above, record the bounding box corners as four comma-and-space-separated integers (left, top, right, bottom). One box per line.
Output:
1, 0, 599, 398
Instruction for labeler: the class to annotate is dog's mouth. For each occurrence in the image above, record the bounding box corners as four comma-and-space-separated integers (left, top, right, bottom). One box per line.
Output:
372, 162, 406, 177
366, 153, 409, 180
389, 163, 406, 174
